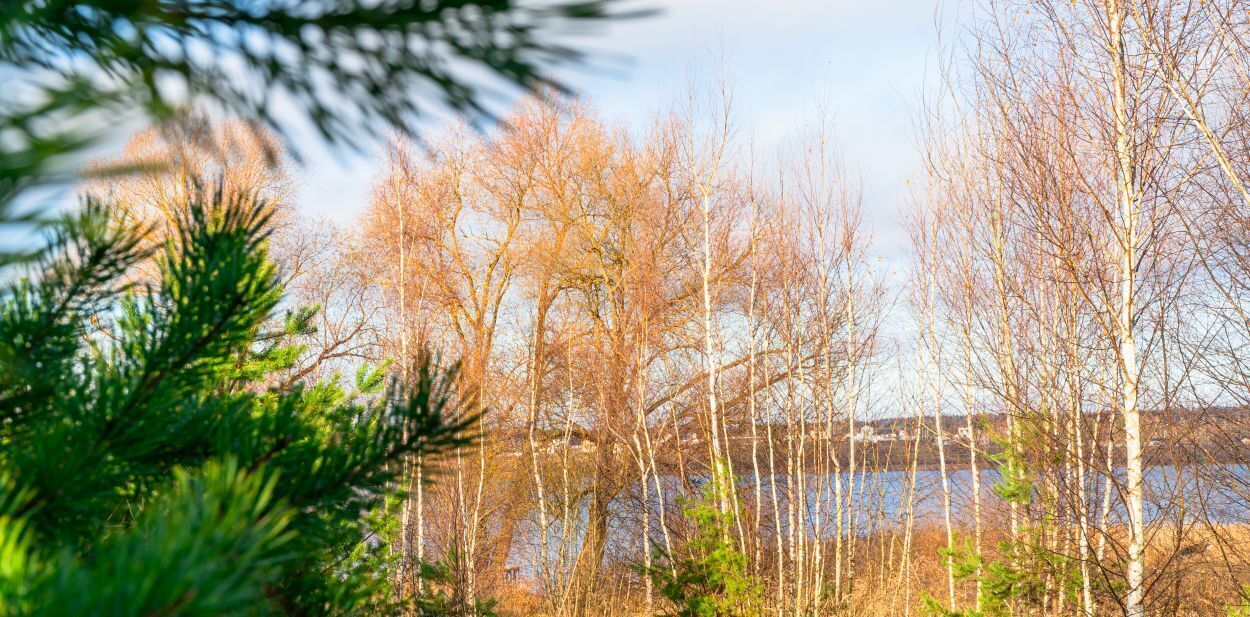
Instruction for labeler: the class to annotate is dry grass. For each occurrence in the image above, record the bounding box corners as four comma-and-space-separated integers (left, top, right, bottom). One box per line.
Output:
491, 521, 1250, 616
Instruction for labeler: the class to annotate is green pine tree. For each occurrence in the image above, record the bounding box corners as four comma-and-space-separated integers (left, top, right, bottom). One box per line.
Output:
0, 185, 475, 615
645, 472, 763, 617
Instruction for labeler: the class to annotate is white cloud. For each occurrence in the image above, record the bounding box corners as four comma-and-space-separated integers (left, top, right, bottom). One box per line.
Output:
296, 0, 948, 255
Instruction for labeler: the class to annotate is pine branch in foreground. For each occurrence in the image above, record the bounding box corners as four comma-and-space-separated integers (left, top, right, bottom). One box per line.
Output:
0, 184, 475, 616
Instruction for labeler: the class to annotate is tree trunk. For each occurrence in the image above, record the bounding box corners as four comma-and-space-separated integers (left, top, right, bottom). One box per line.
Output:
1109, 5, 1146, 614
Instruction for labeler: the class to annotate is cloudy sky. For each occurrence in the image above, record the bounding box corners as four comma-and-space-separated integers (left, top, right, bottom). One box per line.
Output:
293, 0, 948, 264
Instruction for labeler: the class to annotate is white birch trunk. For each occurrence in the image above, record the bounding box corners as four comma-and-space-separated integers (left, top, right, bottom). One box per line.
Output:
1109, 6, 1146, 614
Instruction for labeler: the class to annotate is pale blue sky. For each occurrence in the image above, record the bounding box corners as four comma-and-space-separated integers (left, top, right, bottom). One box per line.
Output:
294, 0, 948, 261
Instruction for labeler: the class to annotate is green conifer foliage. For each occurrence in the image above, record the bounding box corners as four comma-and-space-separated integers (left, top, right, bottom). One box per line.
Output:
0, 0, 647, 220
645, 472, 764, 617
0, 185, 474, 615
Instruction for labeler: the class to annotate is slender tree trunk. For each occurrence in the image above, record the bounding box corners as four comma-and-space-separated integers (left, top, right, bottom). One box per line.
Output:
633, 429, 653, 614
632, 331, 655, 614
394, 189, 420, 607
1109, 5, 1146, 614
933, 386, 956, 611
1097, 427, 1114, 566
762, 329, 786, 612
415, 456, 424, 607
1073, 391, 1094, 617
923, 238, 957, 611
701, 190, 729, 515
527, 301, 552, 596
962, 353, 983, 612
900, 412, 922, 617
844, 257, 860, 611
747, 211, 765, 578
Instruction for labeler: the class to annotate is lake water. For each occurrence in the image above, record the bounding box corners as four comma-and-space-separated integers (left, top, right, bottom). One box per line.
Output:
517, 464, 1250, 573
748, 464, 1250, 534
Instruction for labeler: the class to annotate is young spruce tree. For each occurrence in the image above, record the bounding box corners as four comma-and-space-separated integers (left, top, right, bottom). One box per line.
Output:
646, 470, 763, 617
